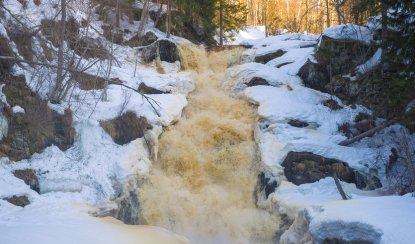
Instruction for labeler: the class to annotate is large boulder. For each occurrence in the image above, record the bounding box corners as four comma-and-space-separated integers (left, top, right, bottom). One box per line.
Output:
141, 39, 180, 64
316, 34, 375, 76
298, 59, 330, 93
100, 112, 150, 145
281, 151, 381, 190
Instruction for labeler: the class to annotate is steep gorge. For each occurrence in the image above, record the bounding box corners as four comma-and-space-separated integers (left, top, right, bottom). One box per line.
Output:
137, 45, 280, 243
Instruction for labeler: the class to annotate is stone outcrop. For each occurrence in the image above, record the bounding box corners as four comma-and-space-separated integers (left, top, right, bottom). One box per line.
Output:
100, 112, 150, 145
0, 75, 75, 161
246, 77, 270, 87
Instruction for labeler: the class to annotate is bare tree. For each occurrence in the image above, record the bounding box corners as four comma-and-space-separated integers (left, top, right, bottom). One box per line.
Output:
137, 0, 150, 37
50, 0, 67, 103
166, 0, 172, 38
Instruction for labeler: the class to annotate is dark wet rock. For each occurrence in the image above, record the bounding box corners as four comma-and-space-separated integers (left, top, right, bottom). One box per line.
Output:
3, 195, 30, 207
254, 49, 286, 64
323, 99, 343, 110
288, 119, 309, 128
126, 31, 158, 47
141, 39, 180, 64
282, 151, 381, 190
138, 82, 166, 94
0, 75, 75, 161
257, 171, 279, 199
117, 191, 140, 224
298, 59, 330, 93
100, 112, 150, 145
282, 151, 356, 185
246, 77, 270, 87
13, 169, 40, 193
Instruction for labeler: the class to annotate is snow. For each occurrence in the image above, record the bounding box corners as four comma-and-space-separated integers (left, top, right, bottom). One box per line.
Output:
12, 105, 25, 114
322, 24, 373, 44
227, 26, 266, 45
356, 48, 382, 74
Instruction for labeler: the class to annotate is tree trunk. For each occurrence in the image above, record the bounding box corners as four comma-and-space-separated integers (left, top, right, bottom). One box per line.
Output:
138, 0, 150, 37
166, 0, 172, 38
219, 0, 223, 46
51, 0, 66, 103
325, 0, 330, 28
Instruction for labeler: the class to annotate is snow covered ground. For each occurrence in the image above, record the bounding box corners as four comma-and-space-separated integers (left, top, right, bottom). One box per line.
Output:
231, 27, 415, 243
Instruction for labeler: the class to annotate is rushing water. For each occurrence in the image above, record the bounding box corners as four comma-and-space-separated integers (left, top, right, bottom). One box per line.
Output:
138, 45, 279, 243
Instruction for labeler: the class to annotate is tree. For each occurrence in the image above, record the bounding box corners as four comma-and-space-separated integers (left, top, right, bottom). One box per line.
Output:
50, 0, 67, 103
214, 0, 247, 43
138, 0, 150, 37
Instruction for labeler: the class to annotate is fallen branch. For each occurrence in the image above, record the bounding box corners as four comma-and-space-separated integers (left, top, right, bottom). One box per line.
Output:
333, 172, 349, 200
339, 119, 396, 146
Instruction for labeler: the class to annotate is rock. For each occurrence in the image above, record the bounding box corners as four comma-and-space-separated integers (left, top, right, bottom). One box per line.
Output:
0, 75, 75, 161
354, 170, 382, 190
281, 151, 382, 190
13, 169, 40, 193
254, 49, 286, 64
246, 77, 270, 87
323, 99, 343, 110
8, 28, 33, 61
288, 119, 309, 128
126, 31, 158, 47
100, 112, 150, 145
3, 195, 30, 207
282, 152, 356, 185
138, 82, 166, 94
0, 36, 15, 74
117, 191, 140, 224
298, 59, 330, 93
141, 39, 181, 64
257, 171, 279, 199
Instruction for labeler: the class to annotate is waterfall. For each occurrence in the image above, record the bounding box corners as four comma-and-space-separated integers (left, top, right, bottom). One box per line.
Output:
137, 44, 280, 243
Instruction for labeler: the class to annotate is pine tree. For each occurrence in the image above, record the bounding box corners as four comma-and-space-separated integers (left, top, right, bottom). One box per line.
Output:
214, 0, 248, 44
